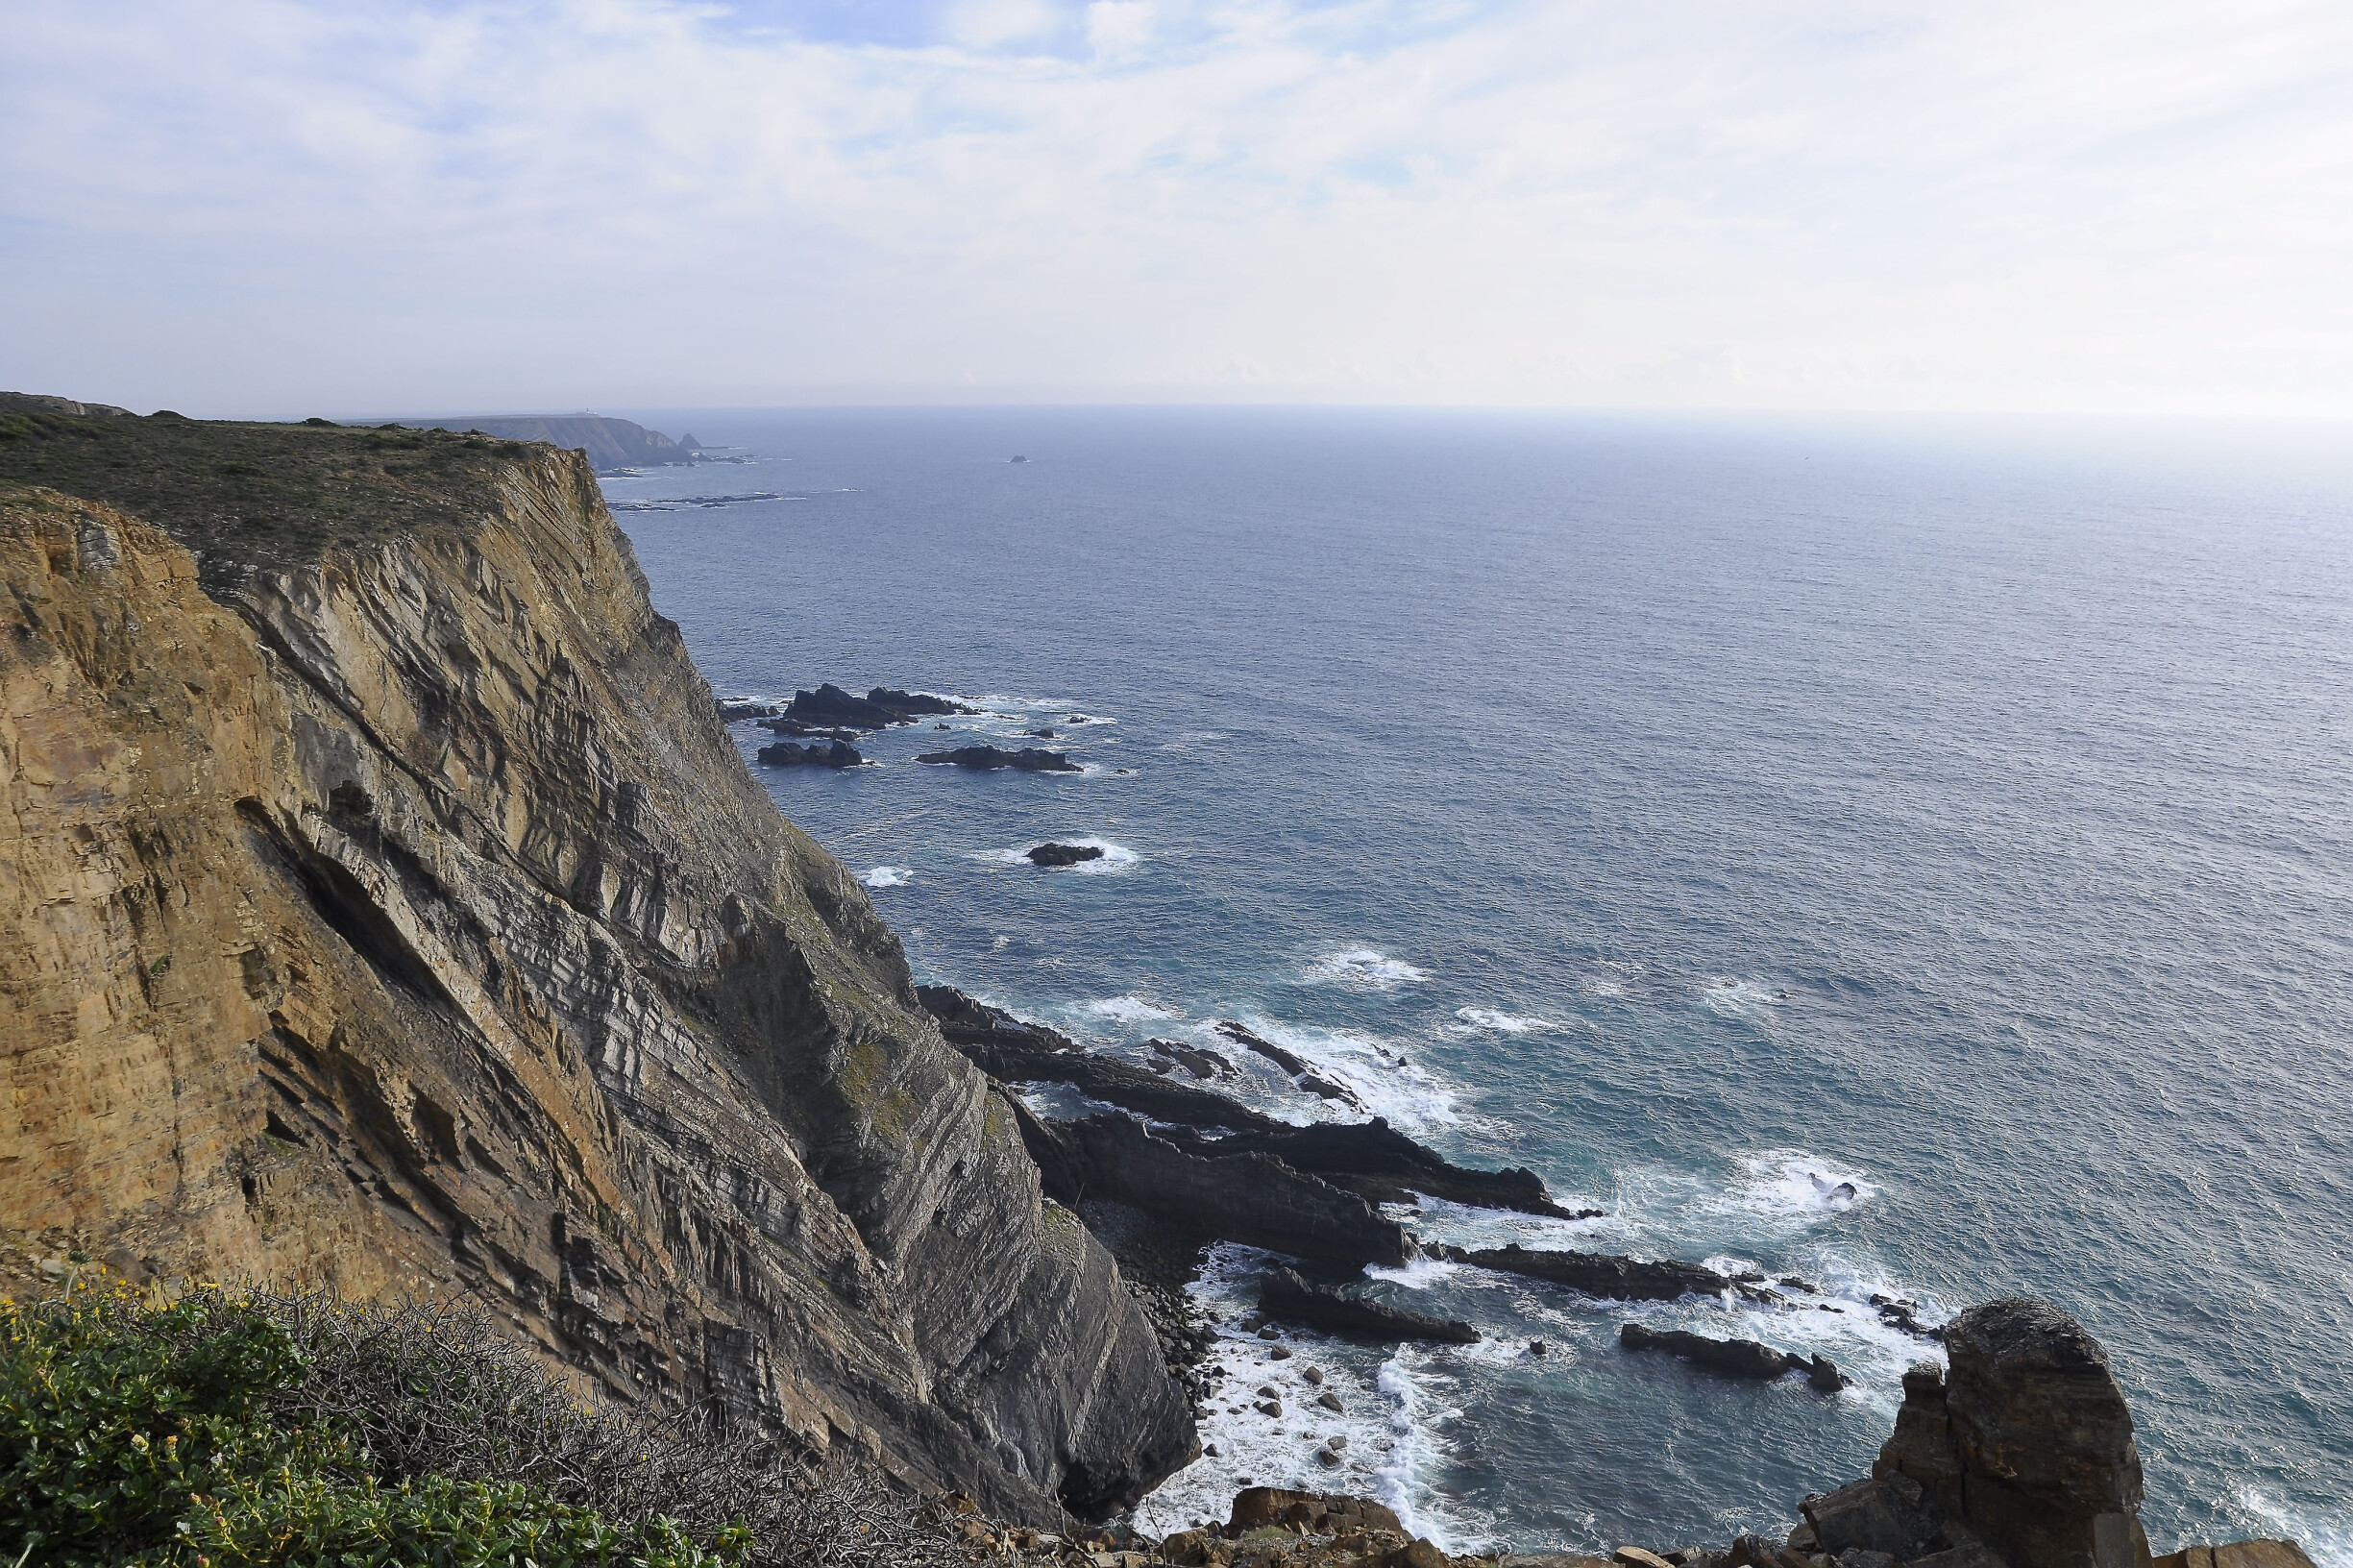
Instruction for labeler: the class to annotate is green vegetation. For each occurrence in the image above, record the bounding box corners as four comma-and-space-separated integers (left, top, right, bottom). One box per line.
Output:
1, 1282, 982, 1568
0, 398, 539, 589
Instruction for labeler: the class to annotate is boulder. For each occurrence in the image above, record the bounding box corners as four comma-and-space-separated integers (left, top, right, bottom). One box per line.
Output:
1028, 842, 1107, 867
1226, 1487, 1405, 1538
1619, 1321, 1792, 1379
2155, 1548, 2317, 1568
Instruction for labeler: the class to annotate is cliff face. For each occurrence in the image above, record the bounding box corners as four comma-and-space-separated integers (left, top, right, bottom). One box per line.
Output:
0, 427, 1191, 1519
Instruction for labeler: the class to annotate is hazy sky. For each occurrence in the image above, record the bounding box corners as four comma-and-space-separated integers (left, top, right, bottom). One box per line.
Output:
4, 1, 2349, 416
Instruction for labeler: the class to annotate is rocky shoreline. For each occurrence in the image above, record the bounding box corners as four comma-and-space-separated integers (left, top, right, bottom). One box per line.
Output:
912, 985, 2316, 1568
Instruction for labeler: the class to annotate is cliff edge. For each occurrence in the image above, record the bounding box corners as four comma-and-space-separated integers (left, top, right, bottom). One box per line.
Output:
0, 403, 1192, 1519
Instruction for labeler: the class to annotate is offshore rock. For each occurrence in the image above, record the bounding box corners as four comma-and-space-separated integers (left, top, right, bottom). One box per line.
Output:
1437, 1243, 1748, 1303
786, 683, 976, 730
1027, 844, 1106, 868
0, 414, 1189, 1521
756, 739, 865, 768
919, 746, 1083, 773
1261, 1266, 1480, 1344
1619, 1322, 1792, 1379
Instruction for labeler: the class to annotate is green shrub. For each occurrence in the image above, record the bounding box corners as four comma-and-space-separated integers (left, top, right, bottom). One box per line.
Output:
2, 1282, 1000, 1568
0, 1283, 744, 1567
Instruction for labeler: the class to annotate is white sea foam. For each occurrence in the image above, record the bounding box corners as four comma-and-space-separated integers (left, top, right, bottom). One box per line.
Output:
1218, 1015, 1464, 1132
1448, 1006, 1560, 1035
1702, 975, 1785, 1017
1011, 1081, 1130, 1122
1707, 1149, 1876, 1229
2232, 1486, 2353, 1568
1305, 947, 1432, 992
859, 866, 913, 889
1389, 1192, 1624, 1253
1363, 1255, 1463, 1289
1084, 994, 1182, 1023
1134, 1245, 1444, 1539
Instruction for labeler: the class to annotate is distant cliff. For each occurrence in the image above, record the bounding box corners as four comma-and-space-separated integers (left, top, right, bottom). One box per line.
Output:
0, 401, 1191, 1520
415, 414, 702, 471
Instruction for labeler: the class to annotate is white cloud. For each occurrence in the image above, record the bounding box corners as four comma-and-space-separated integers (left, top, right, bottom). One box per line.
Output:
1087, 1, 1155, 60
0, 0, 2347, 415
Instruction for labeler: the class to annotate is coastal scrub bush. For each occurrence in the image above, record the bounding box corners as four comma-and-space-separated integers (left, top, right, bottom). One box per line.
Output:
1, 1281, 992, 1568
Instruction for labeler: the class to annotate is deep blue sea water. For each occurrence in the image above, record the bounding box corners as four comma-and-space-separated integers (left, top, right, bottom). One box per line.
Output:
604, 407, 2353, 1560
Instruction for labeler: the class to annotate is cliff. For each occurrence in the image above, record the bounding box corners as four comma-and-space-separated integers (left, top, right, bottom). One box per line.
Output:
415, 415, 700, 471
0, 403, 1191, 1519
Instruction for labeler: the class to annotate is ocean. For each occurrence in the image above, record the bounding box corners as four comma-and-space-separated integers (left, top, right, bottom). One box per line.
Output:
604, 406, 2353, 1560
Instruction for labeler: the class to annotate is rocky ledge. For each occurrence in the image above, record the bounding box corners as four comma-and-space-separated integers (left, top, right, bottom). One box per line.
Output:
920, 746, 1084, 772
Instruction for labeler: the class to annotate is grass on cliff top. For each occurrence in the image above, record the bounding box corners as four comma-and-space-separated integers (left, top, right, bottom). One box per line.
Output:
0, 1279, 1000, 1568
0, 400, 544, 590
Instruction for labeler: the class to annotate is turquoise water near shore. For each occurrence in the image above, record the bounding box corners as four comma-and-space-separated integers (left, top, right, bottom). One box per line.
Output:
608, 408, 2353, 1559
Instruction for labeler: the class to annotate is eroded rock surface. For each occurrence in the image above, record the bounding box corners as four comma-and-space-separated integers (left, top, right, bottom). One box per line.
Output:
0, 427, 1189, 1521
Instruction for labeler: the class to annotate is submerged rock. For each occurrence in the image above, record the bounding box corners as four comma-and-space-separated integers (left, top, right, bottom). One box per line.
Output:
1027, 842, 1106, 867
919, 746, 1083, 772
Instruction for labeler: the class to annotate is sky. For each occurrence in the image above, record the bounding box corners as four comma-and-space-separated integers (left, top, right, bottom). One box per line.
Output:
3, 0, 2350, 417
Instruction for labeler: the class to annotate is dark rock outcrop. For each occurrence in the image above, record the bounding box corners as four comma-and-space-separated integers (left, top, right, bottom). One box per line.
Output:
756, 739, 864, 768
919, 747, 1083, 773
1437, 1242, 1744, 1302
1011, 1103, 1412, 1267
1147, 1039, 1236, 1080
1779, 1299, 2156, 1568
786, 683, 977, 730
1877, 1300, 2152, 1568
717, 698, 779, 722
919, 988, 1571, 1218
1619, 1322, 1793, 1379
1261, 1266, 1480, 1344
1028, 843, 1106, 867
1164, 1120, 1569, 1218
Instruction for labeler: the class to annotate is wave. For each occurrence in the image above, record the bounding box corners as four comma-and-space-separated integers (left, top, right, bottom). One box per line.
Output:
1706, 1149, 1875, 1228
1132, 1245, 1469, 1550
1211, 1015, 1464, 1133
1701, 975, 1786, 1017
1304, 947, 1433, 992
859, 866, 913, 889
1447, 1006, 1561, 1035
2231, 1487, 2353, 1568
1083, 994, 1183, 1023
1384, 1192, 1622, 1253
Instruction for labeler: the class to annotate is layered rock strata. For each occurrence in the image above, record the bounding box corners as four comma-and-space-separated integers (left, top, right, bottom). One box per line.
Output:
0, 411, 1190, 1519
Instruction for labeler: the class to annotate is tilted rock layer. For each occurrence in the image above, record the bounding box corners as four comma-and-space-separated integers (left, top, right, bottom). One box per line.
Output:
0, 427, 1190, 1520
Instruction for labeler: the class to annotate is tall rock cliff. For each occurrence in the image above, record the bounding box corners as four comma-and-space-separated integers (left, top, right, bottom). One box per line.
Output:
0, 406, 1192, 1519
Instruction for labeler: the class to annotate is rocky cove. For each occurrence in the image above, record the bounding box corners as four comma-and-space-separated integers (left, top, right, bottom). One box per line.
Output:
0, 400, 2319, 1568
